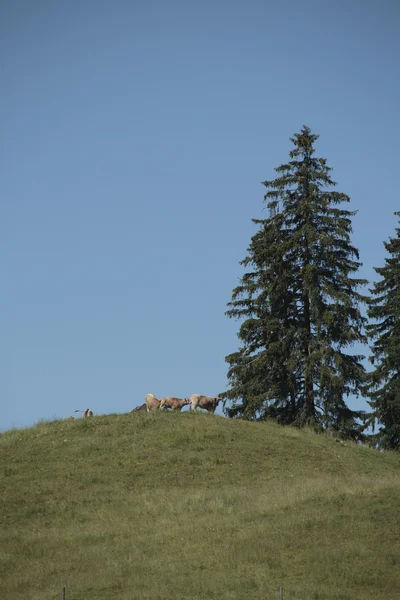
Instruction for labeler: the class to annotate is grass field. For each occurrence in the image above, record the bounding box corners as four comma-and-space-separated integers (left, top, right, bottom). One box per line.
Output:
1, 411, 399, 600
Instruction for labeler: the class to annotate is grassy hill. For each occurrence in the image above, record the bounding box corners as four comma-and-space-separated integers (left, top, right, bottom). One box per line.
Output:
1, 411, 399, 600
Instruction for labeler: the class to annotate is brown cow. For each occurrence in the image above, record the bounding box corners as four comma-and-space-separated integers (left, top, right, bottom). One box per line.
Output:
131, 403, 147, 413
145, 393, 161, 412
189, 394, 221, 414
159, 396, 191, 411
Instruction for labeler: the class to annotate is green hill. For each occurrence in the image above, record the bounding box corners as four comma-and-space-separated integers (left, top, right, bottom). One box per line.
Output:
1, 412, 399, 600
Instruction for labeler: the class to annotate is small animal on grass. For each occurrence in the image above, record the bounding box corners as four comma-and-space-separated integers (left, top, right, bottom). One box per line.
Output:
131, 403, 147, 413
159, 396, 191, 411
145, 394, 161, 412
67, 416, 75, 420
75, 408, 93, 417
189, 394, 221, 413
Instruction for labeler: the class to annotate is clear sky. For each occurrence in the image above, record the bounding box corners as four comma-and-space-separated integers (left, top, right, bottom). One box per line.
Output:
1, 0, 399, 431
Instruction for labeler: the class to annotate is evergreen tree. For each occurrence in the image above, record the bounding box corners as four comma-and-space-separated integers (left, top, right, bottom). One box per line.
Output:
366, 212, 400, 450
224, 126, 368, 437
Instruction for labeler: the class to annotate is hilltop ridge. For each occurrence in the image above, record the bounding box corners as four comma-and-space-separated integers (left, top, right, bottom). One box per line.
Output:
1, 412, 399, 600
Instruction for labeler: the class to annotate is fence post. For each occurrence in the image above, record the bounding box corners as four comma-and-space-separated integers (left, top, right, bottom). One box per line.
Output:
280, 586, 283, 600
62, 587, 66, 600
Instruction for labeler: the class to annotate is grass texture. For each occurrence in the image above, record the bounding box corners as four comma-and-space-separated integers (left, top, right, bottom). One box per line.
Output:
1, 411, 399, 599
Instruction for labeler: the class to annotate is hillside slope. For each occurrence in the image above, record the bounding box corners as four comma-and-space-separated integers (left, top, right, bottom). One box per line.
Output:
1, 412, 399, 600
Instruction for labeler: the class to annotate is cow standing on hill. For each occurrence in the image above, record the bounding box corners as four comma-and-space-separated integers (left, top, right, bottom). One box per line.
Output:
145, 394, 161, 412
189, 395, 221, 413
159, 396, 191, 411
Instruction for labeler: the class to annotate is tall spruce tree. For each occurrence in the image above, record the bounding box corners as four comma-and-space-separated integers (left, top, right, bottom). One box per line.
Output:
366, 212, 400, 450
225, 127, 368, 437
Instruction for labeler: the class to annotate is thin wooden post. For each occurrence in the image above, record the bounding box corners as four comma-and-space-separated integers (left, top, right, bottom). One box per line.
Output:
62, 587, 66, 600
280, 586, 284, 600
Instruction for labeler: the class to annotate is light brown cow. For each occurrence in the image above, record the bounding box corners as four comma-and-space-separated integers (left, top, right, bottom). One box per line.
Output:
189, 394, 221, 414
145, 393, 161, 412
75, 408, 93, 417
159, 396, 191, 411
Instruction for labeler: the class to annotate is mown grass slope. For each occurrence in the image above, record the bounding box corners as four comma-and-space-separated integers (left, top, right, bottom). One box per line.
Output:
1, 411, 399, 600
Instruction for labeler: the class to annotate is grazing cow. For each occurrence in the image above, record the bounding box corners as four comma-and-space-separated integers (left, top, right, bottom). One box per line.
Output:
145, 393, 161, 412
75, 408, 93, 417
131, 403, 147, 413
189, 394, 221, 414
159, 396, 191, 411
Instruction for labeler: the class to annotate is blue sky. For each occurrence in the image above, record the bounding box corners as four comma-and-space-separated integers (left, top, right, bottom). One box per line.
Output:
1, 0, 399, 431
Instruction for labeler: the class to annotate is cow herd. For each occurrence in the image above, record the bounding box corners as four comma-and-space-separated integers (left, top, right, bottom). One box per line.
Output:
67, 394, 221, 421
131, 393, 222, 414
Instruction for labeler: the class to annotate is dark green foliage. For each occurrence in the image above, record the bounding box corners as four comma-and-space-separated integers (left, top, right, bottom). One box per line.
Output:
366, 212, 400, 450
224, 127, 368, 438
